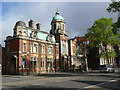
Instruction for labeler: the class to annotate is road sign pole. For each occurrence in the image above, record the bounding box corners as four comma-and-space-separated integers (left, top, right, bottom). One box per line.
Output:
22, 62, 24, 76
22, 65, 23, 76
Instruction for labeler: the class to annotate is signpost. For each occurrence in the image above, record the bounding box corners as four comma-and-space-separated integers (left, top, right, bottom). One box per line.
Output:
22, 62, 24, 76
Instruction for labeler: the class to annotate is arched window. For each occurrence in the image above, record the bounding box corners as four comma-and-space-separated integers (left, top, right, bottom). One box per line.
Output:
41, 57, 45, 68
63, 24, 64, 30
18, 31, 22, 35
61, 24, 64, 30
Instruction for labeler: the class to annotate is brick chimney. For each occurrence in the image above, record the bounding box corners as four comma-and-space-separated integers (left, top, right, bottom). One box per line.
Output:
28, 19, 34, 28
36, 23, 41, 31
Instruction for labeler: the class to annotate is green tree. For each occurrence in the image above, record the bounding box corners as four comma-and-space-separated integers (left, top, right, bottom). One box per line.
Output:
107, 1, 120, 33
85, 18, 119, 64
107, 0, 120, 67
107, 1, 120, 13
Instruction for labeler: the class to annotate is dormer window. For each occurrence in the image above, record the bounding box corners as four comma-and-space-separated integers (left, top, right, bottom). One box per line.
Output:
49, 36, 52, 41
33, 32, 37, 38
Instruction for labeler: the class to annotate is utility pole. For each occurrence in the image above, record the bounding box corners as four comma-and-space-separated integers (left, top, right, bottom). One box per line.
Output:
55, 43, 56, 72
84, 44, 89, 71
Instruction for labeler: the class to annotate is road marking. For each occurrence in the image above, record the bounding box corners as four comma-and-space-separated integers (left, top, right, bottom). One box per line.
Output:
33, 83, 45, 86
82, 79, 118, 89
56, 81, 60, 82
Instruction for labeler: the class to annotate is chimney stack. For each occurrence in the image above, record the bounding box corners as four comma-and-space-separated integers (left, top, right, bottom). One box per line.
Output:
36, 23, 41, 31
28, 19, 34, 28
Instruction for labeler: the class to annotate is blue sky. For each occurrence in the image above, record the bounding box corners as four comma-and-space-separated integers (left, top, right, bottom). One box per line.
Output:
1, 2, 118, 46
2, 2, 20, 16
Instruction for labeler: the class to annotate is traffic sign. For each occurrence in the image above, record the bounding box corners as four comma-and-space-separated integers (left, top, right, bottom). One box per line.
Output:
22, 62, 24, 65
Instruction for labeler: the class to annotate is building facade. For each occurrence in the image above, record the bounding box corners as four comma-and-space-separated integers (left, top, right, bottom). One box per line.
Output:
3, 11, 70, 74
99, 44, 117, 67
68, 37, 90, 70
68, 36, 117, 70
3, 11, 118, 75
4, 18, 59, 74
50, 11, 69, 70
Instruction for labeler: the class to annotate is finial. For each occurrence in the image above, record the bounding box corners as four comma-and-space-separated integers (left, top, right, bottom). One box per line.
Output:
57, 8, 58, 12
55, 8, 59, 15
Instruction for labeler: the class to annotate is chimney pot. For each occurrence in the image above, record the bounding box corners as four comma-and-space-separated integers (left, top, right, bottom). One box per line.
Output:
36, 23, 41, 31
28, 19, 34, 28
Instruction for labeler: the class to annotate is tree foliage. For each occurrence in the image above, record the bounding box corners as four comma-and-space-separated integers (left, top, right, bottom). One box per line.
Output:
107, 1, 120, 13
107, 1, 120, 32
85, 18, 120, 64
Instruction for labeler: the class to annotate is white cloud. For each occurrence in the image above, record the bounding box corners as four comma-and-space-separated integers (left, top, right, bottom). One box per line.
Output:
1, 3, 55, 46
1, 2, 118, 47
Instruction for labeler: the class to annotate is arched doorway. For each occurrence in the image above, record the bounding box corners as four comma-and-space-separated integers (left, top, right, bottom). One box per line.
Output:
11, 55, 17, 74
62, 55, 68, 70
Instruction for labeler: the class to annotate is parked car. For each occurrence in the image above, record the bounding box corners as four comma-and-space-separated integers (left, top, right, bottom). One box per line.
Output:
99, 65, 115, 73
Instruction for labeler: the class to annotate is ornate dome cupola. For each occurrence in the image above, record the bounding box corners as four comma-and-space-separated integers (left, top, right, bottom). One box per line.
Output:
15, 21, 26, 27
13, 21, 27, 37
52, 11, 64, 21
50, 11, 68, 37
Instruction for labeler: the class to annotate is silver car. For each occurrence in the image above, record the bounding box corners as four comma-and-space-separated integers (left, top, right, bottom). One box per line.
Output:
99, 65, 115, 73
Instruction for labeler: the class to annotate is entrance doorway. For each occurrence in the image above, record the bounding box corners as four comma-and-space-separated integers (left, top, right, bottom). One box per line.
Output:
11, 55, 17, 74
62, 55, 68, 69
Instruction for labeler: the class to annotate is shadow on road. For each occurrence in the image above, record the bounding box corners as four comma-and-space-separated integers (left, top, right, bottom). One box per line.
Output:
71, 80, 104, 85
34, 73, 78, 77
71, 80, 120, 90
2, 86, 78, 90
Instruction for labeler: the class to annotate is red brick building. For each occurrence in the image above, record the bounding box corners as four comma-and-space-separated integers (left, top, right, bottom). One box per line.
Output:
4, 19, 59, 75
68, 37, 90, 70
0, 44, 5, 74
3, 11, 70, 74
68, 36, 117, 70
3, 11, 118, 75
50, 11, 69, 70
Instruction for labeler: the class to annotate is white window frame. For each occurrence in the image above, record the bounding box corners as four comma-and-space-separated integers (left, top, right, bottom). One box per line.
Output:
31, 44, 33, 53
41, 57, 45, 68
41, 45, 45, 54
47, 47, 52, 55
23, 43, 26, 52
34, 44, 37, 53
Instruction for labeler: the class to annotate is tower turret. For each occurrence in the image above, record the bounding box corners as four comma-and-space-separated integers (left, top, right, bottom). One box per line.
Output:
50, 11, 68, 36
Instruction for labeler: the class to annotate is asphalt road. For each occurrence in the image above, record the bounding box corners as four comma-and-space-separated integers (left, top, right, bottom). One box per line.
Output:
1, 71, 120, 90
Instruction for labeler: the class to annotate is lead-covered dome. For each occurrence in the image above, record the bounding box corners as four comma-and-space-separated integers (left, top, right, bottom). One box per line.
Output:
52, 11, 64, 21
15, 21, 26, 27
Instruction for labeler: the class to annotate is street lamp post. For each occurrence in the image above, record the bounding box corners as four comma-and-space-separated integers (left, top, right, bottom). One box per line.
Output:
55, 43, 57, 72
46, 56, 48, 72
83, 44, 89, 71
